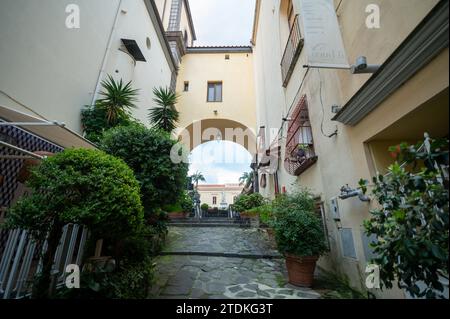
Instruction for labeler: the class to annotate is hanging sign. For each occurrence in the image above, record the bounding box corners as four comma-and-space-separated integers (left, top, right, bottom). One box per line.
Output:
299, 0, 350, 69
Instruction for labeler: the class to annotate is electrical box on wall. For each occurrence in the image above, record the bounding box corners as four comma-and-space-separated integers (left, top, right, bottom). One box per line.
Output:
330, 197, 341, 220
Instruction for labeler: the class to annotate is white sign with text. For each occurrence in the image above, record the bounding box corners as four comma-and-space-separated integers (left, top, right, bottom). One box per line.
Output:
299, 0, 350, 69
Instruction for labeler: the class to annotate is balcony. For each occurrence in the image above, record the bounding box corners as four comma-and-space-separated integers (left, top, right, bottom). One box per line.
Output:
284, 143, 318, 176
281, 15, 304, 88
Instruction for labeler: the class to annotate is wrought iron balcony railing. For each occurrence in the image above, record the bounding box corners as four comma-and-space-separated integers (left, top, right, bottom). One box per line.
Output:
281, 15, 304, 88
284, 95, 318, 176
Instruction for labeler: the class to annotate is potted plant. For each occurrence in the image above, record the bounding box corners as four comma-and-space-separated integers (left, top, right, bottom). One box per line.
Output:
201, 203, 209, 214
294, 144, 311, 162
164, 203, 188, 219
234, 193, 266, 227
271, 190, 327, 287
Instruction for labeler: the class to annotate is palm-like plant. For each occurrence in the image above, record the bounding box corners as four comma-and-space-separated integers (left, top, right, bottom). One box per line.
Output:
149, 87, 180, 132
190, 171, 206, 189
96, 75, 139, 125
239, 172, 254, 188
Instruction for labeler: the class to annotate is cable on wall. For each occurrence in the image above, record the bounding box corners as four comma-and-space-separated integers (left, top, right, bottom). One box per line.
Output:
317, 69, 338, 138
277, 67, 311, 143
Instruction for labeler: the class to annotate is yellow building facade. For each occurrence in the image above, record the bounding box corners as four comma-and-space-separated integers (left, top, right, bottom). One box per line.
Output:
175, 47, 257, 154
252, 0, 449, 298
197, 184, 243, 209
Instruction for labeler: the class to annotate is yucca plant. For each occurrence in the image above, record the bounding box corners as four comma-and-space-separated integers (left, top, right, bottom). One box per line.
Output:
97, 75, 139, 125
149, 87, 180, 133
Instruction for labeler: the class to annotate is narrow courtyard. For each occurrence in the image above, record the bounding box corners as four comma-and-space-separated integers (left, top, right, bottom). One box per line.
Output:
150, 224, 322, 299
0, 0, 448, 303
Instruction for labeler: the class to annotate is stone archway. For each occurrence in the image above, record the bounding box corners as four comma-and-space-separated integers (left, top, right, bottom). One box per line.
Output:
177, 118, 257, 156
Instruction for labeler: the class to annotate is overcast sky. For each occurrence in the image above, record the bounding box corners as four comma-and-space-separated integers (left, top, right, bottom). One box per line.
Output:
189, 141, 252, 185
189, 0, 256, 46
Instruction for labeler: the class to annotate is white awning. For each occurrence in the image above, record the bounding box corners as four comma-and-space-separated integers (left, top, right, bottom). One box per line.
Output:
0, 104, 97, 150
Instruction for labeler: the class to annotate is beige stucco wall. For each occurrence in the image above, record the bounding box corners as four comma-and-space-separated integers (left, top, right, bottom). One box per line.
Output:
252, 0, 447, 298
179, 2, 195, 46
0, 0, 173, 136
155, 0, 195, 45
175, 51, 257, 141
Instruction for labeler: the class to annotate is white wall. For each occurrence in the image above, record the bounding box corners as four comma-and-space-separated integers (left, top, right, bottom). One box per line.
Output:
0, 0, 174, 134
105, 0, 173, 126
0, 0, 120, 132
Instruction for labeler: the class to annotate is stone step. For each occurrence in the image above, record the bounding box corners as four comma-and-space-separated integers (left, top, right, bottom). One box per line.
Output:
159, 251, 282, 259
169, 220, 239, 224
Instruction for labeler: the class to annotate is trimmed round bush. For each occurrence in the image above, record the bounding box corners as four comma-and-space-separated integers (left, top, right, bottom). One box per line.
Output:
7, 148, 144, 239
100, 124, 189, 215
6, 148, 144, 298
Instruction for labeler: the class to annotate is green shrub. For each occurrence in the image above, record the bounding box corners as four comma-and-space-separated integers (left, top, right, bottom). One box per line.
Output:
81, 103, 136, 144
247, 204, 273, 224
162, 203, 183, 213
201, 203, 209, 211
100, 124, 189, 217
5, 148, 144, 298
271, 190, 327, 257
180, 191, 194, 212
57, 257, 155, 299
233, 193, 266, 213
362, 136, 449, 299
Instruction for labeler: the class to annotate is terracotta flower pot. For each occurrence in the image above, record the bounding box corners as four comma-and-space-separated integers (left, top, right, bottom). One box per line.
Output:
168, 211, 188, 220
285, 254, 318, 287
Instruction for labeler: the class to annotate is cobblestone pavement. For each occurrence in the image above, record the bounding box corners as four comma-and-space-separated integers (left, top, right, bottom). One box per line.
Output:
151, 227, 321, 299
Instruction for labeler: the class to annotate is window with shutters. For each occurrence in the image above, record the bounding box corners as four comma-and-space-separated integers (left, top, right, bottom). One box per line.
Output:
284, 95, 318, 176
207, 82, 223, 102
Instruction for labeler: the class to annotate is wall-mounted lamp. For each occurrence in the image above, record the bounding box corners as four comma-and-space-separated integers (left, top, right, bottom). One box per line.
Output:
351, 56, 381, 74
339, 184, 370, 202
213, 110, 218, 116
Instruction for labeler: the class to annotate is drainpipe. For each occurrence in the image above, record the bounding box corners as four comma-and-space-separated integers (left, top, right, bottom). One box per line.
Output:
90, 0, 123, 105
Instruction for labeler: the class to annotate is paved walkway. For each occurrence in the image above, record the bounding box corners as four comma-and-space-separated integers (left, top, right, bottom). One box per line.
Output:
150, 226, 321, 299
